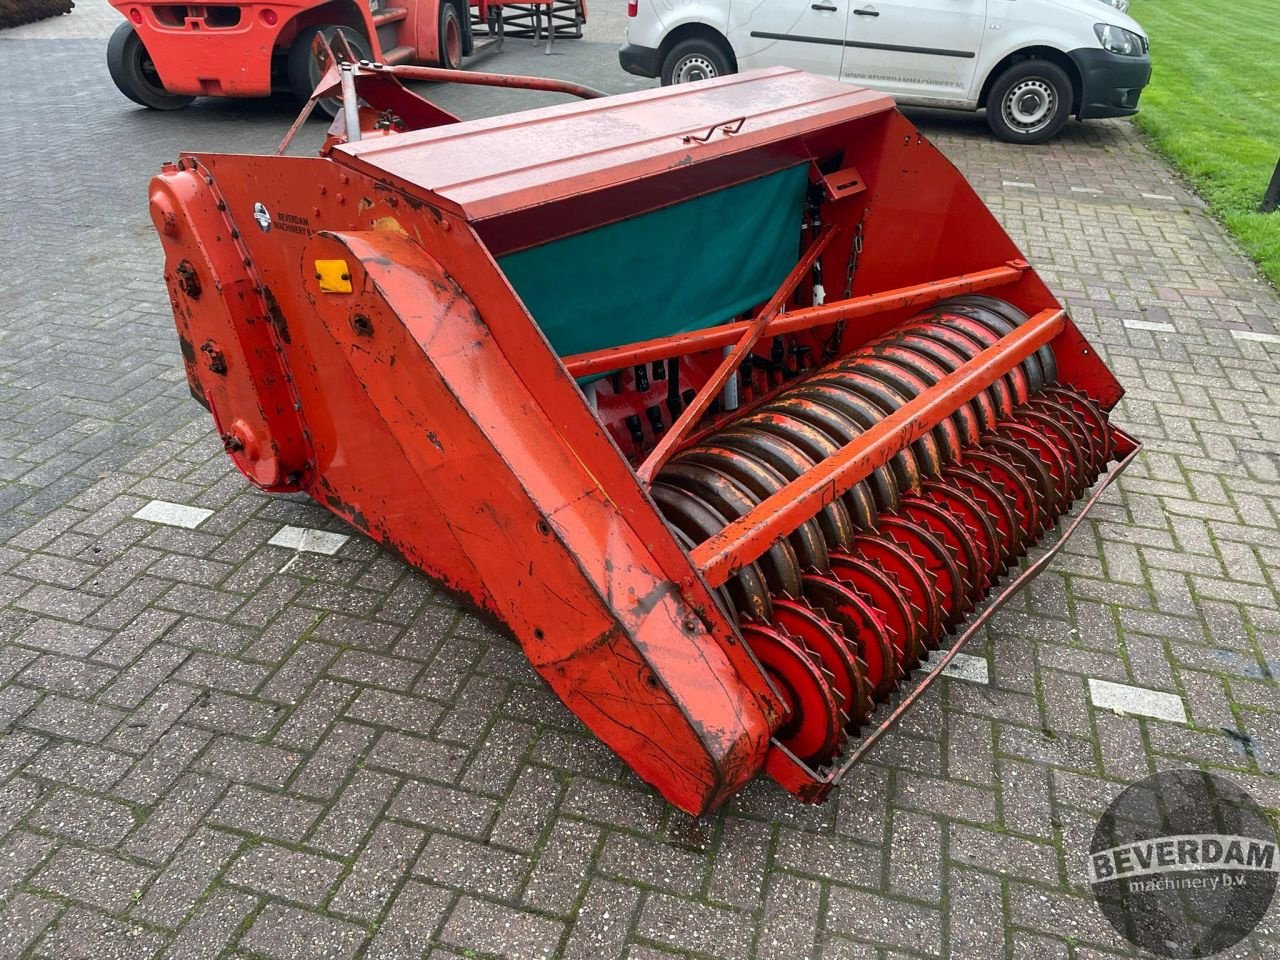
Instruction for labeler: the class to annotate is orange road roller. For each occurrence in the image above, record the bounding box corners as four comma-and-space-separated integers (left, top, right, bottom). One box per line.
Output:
148, 55, 1139, 815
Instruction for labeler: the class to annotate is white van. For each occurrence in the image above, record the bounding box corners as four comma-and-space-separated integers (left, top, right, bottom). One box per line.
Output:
619, 0, 1151, 143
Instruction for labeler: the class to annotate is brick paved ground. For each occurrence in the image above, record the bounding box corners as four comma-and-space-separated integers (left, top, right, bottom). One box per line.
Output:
1, 4, 1278, 959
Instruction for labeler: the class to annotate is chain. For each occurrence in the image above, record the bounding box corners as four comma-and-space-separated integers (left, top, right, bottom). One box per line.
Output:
843, 220, 864, 300
824, 219, 865, 361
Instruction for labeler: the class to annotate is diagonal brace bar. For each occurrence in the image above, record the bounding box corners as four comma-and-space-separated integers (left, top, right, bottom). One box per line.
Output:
690, 307, 1067, 587
636, 226, 838, 484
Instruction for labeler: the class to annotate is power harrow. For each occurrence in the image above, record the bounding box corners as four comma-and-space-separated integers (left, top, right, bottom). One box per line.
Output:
148, 49, 1138, 814
0, 0, 73, 29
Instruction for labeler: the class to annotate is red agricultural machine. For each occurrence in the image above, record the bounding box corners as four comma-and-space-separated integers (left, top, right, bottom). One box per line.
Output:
147, 52, 1138, 815
106, 0, 583, 110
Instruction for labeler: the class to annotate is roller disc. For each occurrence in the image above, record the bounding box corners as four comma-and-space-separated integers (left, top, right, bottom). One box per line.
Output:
771, 597, 871, 730
741, 622, 843, 765
995, 420, 1073, 513
714, 424, 862, 545
961, 449, 1041, 544
660, 461, 804, 597
941, 465, 1024, 568
827, 552, 924, 669
878, 515, 964, 628
850, 531, 943, 647
1027, 395, 1103, 479
651, 483, 774, 622
981, 434, 1057, 525
896, 495, 985, 612
802, 572, 899, 699
766, 392, 904, 512
919, 479, 1001, 588
1043, 385, 1115, 464
677, 448, 831, 573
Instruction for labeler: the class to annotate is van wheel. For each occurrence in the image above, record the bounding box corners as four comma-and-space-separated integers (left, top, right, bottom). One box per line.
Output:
986, 60, 1073, 144
661, 38, 731, 86
106, 22, 195, 110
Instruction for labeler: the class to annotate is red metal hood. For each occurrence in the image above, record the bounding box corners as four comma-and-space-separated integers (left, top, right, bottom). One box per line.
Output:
331, 68, 893, 251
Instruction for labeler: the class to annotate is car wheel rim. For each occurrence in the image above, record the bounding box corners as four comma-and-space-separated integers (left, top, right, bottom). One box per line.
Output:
675, 55, 717, 84
1003, 79, 1055, 135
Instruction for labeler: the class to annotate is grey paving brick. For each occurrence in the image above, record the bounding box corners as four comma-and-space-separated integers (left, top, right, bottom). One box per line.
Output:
521, 817, 600, 916
31, 905, 169, 960
635, 892, 754, 960
26, 788, 138, 846
825, 886, 943, 956
364, 880, 454, 959
195, 736, 301, 789
388, 779, 496, 840
124, 773, 226, 864
561, 877, 641, 960
310, 769, 399, 856
331, 820, 423, 920
34, 846, 155, 914
0, 891, 61, 960
413, 832, 531, 900
132, 828, 242, 928
240, 903, 368, 960
160, 889, 257, 960
224, 842, 345, 907
207, 783, 324, 843
0, 831, 57, 904
440, 895, 564, 960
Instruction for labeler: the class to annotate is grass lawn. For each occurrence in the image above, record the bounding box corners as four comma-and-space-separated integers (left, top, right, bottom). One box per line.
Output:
1129, 0, 1280, 288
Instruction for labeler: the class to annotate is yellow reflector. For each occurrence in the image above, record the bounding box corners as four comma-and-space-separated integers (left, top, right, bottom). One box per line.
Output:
315, 259, 353, 293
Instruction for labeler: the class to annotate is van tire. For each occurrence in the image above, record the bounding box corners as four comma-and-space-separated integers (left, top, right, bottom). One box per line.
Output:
660, 37, 731, 86
985, 60, 1073, 144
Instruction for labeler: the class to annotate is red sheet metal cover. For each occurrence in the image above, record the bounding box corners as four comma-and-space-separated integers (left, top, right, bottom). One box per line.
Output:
332, 67, 893, 223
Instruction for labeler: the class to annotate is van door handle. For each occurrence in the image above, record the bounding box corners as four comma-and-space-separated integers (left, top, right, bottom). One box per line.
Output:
811, 3, 838, 10
853, 6, 879, 14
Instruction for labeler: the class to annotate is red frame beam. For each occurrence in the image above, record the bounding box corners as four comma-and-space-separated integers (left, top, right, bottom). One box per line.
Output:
635, 226, 838, 484
691, 307, 1067, 587
564, 261, 1029, 378
372, 62, 606, 100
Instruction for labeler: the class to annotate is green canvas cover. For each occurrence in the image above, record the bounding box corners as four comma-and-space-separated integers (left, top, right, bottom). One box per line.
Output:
496, 164, 808, 367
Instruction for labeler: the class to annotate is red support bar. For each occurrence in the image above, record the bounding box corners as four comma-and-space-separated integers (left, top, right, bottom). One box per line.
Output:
564, 261, 1029, 379
635, 226, 838, 484
375, 63, 606, 100
690, 307, 1067, 587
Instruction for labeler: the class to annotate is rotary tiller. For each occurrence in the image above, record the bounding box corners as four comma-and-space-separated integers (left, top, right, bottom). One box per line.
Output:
149, 59, 1138, 815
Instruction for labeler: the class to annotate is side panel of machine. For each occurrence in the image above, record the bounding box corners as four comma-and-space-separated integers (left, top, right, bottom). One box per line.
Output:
150, 156, 781, 813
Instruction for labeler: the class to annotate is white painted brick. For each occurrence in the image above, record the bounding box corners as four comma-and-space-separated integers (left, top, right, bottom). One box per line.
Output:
268, 525, 350, 556
1123, 318, 1176, 333
1230, 329, 1280, 345
922, 651, 989, 685
1141, 192, 1176, 201
133, 500, 213, 529
1002, 181, 1036, 189
1070, 186, 1103, 194
1088, 678, 1187, 723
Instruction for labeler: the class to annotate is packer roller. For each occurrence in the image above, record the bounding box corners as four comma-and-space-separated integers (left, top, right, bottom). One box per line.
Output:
148, 47, 1138, 814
